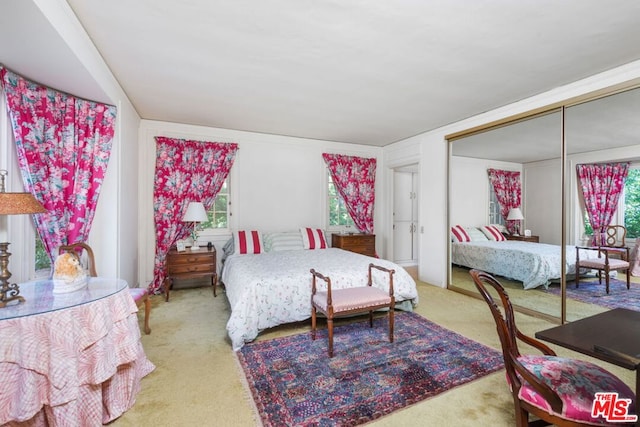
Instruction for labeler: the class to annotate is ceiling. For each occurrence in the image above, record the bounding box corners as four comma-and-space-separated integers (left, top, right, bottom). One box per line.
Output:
3, 1, 640, 147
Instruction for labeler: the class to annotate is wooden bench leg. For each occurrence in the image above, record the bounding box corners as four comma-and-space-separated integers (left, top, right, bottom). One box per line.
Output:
328, 316, 334, 358
311, 306, 317, 340
389, 309, 394, 343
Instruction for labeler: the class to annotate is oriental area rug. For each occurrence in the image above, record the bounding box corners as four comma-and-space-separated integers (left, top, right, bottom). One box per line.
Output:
546, 278, 640, 312
236, 312, 503, 426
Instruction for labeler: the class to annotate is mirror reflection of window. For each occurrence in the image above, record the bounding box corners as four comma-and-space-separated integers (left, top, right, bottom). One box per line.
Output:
488, 181, 506, 227
622, 167, 640, 239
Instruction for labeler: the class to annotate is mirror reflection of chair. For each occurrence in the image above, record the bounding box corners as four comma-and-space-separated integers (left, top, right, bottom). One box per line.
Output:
575, 225, 630, 294
470, 269, 636, 427
59, 242, 151, 334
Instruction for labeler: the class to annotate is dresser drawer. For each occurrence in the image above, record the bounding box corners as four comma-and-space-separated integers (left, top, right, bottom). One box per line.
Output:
331, 234, 376, 257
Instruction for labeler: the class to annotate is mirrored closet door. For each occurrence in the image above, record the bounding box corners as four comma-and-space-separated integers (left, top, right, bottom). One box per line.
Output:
564, 87, 640, 322
448, 110, 563, 320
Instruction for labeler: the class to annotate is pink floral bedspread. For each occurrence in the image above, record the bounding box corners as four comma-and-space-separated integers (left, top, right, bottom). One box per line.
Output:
0, 287, 155, 425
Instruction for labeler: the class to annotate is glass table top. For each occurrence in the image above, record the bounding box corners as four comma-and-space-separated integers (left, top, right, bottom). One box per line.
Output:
0, 277, 128, 320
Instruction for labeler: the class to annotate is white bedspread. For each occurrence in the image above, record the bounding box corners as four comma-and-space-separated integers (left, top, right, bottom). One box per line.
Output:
451, 240, 599, 290
222, 248, 418, 350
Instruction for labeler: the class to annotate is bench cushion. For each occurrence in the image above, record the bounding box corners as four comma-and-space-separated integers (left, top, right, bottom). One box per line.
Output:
313, 287, 391, 312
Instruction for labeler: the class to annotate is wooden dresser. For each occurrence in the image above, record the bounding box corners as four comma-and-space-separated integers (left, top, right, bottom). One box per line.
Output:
331, 233, 376, 257
165, 246, 217, 302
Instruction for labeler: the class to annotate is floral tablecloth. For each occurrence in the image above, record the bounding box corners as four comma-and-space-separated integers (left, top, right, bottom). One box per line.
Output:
0, 283, 155, 426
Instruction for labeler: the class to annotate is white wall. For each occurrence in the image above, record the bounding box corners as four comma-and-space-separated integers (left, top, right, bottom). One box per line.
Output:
138, 120, 382, 287
523, 159, 562, 244
450, 157, 521, 227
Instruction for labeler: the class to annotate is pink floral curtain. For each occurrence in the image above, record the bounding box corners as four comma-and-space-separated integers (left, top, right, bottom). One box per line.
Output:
151, 137, 238, 294
487, 168, 522, 234
0, 67, 116, 261
322, 153, 376, 234
577, 162, 629, 246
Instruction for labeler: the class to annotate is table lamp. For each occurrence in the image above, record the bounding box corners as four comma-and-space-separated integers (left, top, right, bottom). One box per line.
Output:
182, 201, 208, 250
507, 207, 524, 236
0, 170, 47, 307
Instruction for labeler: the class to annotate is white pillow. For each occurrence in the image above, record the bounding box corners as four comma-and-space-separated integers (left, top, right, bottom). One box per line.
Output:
466, 227, 489, 242
233, 230, 264, 254
480, 225, 507, 241
301, 227, 328, 249
264, 232, 304, 252
451, 225, 471, 243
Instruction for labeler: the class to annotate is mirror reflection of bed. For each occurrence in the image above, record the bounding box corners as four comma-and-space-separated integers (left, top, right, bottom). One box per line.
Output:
448, 85, 640, 323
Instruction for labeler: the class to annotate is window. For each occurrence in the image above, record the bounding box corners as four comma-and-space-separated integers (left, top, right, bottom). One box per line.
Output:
581, 167, 640, 240
622, 167, 640, 239
488, 183, 505, 226
328, 173, 355, 229
200, 178, 230, 231
35, 232, 51, 274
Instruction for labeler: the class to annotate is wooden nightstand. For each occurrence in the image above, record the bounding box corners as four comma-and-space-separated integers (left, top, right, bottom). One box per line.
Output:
506, 235, 539, 243
331, 233, 376, 257
165, 246, 217, 302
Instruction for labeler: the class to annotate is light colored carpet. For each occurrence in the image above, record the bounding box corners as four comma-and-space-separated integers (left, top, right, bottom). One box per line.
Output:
113, 277, 637, 426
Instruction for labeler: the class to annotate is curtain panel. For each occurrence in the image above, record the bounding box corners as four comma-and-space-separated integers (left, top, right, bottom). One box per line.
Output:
487, 168, 522, 234
577, 162, 630, 246
151, 137, 238, 294
322, 153, 376, 234
0, 67, 117, 261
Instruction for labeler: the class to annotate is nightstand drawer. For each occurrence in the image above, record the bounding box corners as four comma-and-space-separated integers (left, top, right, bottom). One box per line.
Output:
167, 253, 213, 267
167, 262, 214, 275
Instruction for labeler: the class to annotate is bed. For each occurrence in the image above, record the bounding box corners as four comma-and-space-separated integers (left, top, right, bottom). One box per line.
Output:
221, 231, 418, 350
451, 240, 599, 290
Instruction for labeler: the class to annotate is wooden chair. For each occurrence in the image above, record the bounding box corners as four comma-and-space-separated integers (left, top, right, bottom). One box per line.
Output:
575, 225, 630, 294
59, 242, 151, 334
310, 263, 395, 357
470, 269, 636, 426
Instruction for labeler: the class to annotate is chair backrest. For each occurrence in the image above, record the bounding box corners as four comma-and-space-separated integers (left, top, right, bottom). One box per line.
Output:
469, 269, 563, 413
605, 225, 626, 248
58, 242, 97, 277
469, 269, 520, 362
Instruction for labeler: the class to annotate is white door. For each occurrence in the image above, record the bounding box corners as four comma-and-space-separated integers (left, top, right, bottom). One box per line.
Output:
393, 169, 419, 265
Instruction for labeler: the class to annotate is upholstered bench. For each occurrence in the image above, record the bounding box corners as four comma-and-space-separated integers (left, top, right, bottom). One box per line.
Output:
310, 263, 395, 357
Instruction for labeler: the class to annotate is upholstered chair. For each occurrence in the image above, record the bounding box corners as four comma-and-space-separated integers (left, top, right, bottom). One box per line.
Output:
59, 242, 151, 334
470, 269, 635, 426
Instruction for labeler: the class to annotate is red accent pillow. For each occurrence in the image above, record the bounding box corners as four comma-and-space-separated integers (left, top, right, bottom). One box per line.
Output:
451, 225, 471, 243
234, 230, 263, 254
301, 228, 327, 250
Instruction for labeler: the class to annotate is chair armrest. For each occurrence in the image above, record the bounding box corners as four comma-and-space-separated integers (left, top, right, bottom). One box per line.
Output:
516, 329, 556, 356
575, 245, 599, 251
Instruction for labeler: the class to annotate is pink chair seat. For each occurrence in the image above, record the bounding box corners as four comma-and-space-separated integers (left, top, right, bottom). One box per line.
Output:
517, 354, 636, 424
129, 287, 147, 303
580, 258, 629, 269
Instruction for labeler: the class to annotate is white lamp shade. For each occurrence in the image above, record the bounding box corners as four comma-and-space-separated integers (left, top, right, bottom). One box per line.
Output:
507, 208, 524, 221
182, 202, 208, 222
